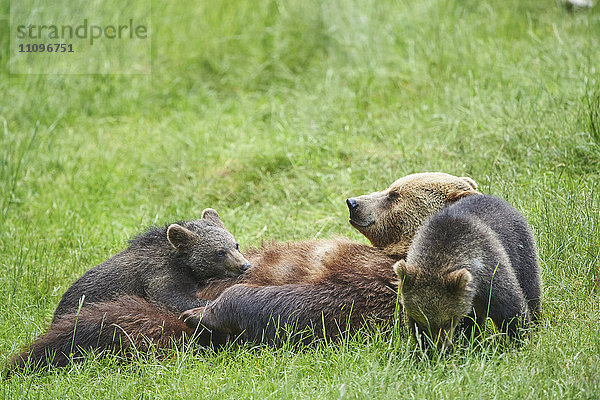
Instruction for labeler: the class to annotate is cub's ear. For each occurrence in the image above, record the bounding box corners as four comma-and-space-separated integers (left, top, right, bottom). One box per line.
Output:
446, 189, 479, 204
446, 268, 472, 292
459, 176, 478, 190
394, 260, 419, 286
167, 224, 197, 249
201, 208, 225, 229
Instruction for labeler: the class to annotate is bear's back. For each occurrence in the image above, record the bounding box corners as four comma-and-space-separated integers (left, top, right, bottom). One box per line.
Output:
52, 245, 154, 321
52, 226, 172, 321
448, 195, 541, 317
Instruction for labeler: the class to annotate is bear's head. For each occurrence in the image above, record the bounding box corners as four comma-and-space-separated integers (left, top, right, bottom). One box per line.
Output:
394, 259, 475, 351
167, 208, 251, 279
346, 172, 478, 258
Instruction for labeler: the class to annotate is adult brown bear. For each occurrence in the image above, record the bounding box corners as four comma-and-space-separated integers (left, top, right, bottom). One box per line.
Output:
183, 173, 479, 344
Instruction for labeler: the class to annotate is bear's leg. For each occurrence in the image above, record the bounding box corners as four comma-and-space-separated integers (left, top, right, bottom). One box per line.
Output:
487, 296, 530, 339
182, 281, 398, 345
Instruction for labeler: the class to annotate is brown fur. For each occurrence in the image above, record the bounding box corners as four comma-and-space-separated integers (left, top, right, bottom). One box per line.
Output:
8, 172, 480, 372
194, 173, 479, 300
182, 173, 480, 344
242, 240, 336, 285
182, 241, 399, 344
395, 194, 541, 350
196, 239, 368, 299
6, 296, 197, 374
347, 172, 479, 258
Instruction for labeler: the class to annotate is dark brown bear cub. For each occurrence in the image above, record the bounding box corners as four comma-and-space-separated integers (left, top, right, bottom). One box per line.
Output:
8, 208, 249, 372
394, 195, 541, 351
53, 208, 250, 320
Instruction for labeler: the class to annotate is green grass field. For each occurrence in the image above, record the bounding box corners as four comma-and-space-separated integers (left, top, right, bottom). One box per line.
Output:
1, 0, 600, 398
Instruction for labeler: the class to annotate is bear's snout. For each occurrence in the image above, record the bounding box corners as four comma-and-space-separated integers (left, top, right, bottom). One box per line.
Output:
241, 262, 252, 272
346, 198, 359, 210
347, 196, 376, 229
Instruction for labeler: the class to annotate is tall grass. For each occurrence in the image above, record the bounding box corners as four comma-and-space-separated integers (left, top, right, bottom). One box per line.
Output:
1, 0, 599, 398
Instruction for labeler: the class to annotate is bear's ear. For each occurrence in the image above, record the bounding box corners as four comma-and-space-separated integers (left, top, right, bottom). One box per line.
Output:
446, 189, 479, 204
459, 176, 478, 190
446, 268, 472, 292
394, 260, 419, 287
167, 224, 197, 249
201, 208, 226, 229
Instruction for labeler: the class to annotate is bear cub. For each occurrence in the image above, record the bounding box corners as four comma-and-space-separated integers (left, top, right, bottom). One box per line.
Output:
53, 208, 250, 320
394, 194, 541, 350
8, 208, 249, 373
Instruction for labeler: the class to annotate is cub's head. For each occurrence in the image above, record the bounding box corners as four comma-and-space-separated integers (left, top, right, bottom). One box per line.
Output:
167, 208, 251, 279
394, 259, 475, 351
346, 172, 478, 257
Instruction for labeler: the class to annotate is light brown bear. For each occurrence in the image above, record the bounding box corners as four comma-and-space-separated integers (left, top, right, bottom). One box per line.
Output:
183, 173, 480, 344
196, 172, 479, 297
8, 173, 478, 372
346, 172, 479, 259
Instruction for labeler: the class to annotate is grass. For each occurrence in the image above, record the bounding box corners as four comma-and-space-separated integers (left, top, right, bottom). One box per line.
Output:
1, 0, 599, 398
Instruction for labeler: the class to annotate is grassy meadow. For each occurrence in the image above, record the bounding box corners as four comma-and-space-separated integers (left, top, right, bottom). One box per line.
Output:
1, 0, 600, 398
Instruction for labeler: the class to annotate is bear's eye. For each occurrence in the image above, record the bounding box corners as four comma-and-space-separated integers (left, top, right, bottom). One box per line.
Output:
217, 250, 226, 257
387, 191, 399, 200
235, 243, 240, 250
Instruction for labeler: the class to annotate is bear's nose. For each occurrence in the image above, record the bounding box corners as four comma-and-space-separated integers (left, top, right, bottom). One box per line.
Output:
346, 198, 359, 210
240, 262, 252, 271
